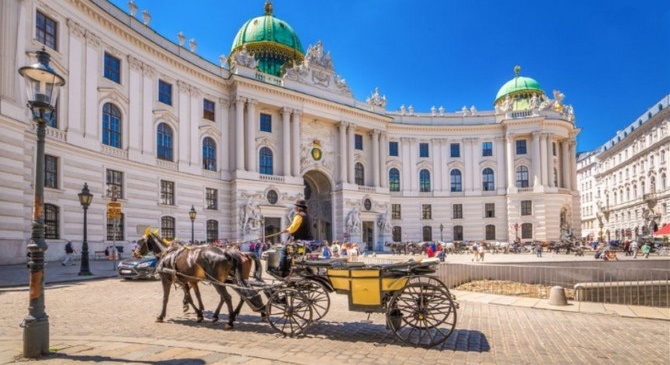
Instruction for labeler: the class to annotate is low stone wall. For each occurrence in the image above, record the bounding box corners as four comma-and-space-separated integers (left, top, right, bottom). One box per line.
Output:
574, 280, 670, 307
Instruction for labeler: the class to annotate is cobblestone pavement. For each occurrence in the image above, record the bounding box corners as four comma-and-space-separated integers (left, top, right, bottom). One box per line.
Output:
1, 278, 668, 364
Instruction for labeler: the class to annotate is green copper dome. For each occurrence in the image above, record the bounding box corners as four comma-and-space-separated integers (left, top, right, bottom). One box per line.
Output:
494, 66, 544, 103
230, 1, 304, 77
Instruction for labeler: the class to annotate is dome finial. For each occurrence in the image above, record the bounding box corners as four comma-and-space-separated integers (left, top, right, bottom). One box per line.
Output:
264, 0, 273, 15
514, 65, 521, 77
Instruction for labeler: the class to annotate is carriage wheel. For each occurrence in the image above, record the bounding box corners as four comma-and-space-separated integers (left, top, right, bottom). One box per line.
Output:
386, 281, 457, 348
266, 288, 313, 337
293, 280, 330, 321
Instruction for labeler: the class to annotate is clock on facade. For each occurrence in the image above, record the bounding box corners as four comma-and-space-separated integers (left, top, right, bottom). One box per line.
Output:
266, 190, 278, 204
364, 198, 372, 211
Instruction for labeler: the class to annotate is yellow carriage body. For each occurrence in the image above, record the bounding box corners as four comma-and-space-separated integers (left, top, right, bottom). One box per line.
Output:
327, 267, 408, 311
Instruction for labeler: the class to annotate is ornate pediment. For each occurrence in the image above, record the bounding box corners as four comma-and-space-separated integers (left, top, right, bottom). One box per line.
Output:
283, 41, 352, 97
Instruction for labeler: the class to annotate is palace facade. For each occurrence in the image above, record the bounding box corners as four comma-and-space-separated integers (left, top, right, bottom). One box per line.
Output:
0, 0, 581, 264
577, 95, 670, 242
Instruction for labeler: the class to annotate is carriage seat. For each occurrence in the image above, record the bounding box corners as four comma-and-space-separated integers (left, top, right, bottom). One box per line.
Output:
301, 258, 364, 268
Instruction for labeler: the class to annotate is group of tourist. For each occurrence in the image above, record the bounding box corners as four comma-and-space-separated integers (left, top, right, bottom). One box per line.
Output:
320, 240, 362, 261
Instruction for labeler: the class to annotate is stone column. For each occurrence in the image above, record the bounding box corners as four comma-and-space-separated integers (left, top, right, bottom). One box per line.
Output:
141, 65, 155, 155
540, 133, 549, 186
246, 99, 257, 172
443, 139, 451, 193
189, 87, 201, 166
234, 97, 245, 171
532, 132, 541, 188
434, 139, 443, 192
66, 20, 85, 135
495, 136, 505, 192
84, 31, 101, 140
379, 132, 388, 188
0, 0, 21, 102
401, 137, 411, 190
506, 134, 515, 189
291, 110, 301, 177
282, 108, 292, 176
562, 140, 570, 189
409, 138, 418, 191
347, 124, 355, 184
338, 121, 347, 183
127, 56, 143, 153
570, 138, 578, 191
371, 129, 380, 187
219, 98, 231, 172
177, 81, 190, 164
548, 135, 556, 188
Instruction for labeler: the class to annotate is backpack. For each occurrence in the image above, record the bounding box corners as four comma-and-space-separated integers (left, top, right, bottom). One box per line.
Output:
65, 242, 73, 253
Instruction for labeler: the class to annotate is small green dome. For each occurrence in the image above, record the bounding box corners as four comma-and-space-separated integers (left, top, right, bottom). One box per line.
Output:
230, 1, 304, 77
494, 66, 544, 104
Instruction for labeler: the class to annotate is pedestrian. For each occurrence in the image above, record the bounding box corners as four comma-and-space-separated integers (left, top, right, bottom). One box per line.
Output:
322, 240, 332, 259
631, 240, 639, 258
425, 244, 435, 258
249, 241, 256, 254
641, 242, 651, 259
332, 241, 341, 257
62, 240, 76, 266
437, 243, 445, 262
536, 244, 542, 258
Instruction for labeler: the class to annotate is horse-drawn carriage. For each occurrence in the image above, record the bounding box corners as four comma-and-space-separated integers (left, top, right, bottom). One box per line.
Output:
136, 230, 458, 348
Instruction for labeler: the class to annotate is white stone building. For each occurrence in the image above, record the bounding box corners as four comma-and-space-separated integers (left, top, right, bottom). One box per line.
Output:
0, 0, 581, 264
577, 95, 670, 242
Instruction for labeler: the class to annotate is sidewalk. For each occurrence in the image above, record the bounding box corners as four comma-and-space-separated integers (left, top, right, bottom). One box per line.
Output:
0, 258, 120, 288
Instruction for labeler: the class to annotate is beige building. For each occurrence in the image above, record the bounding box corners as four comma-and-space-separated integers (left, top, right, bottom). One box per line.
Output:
577, 95, 670, 242
0, 0, 581, 264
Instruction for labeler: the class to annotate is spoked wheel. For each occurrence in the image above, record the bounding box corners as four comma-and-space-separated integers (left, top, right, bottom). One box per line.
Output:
292, 280, 330, 321
266, 288, 313, 337
386, 281, 457, 348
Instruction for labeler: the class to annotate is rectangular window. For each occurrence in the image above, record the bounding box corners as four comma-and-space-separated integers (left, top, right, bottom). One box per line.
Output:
207, 220, 219, 243
419, 143, 429, 158
485, 203, 495, 218
389, 141, 399, 157
392, 204, 401, 219
552, 142, 557, 156
44, 204, 59, 239
450, 143, 460, 158
104, 52, 121, 83
482, 141, 493, 157
158, 80, 172, 105
355, 134, 363, 150
106, 169, 123, 199
45, 155, 58, 189
203, 99, 215, 121
516, 139, 527, 155
453, 204, 463, 219
36, 11, 57, 50
106, 214, 124, 241
206, 188, 218, 210
160, 180, 175, 205
521, 223, 533, 239
521, 200, 532, 216
260, 113, 272, 132
421, 204, 432, 220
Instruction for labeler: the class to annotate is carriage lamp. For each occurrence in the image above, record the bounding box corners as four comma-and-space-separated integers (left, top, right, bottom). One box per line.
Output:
189, 205, 197, 243
19, 47, 65, 358
78, 183, 93, 276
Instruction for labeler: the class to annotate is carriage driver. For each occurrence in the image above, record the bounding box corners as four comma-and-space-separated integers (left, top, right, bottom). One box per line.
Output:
272, 199, 313, 276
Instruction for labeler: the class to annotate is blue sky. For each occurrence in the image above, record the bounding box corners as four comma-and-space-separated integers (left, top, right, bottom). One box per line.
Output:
109, 0, 669, 152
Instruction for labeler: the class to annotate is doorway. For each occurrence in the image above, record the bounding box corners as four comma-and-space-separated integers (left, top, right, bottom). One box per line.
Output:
303, 170, 332, 241
362, 221, 374, 251
264, 217, 281, 244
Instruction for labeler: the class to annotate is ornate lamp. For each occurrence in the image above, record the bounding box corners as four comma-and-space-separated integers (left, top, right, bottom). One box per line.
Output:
77, 183, 93, 276
189, 205, 197, 243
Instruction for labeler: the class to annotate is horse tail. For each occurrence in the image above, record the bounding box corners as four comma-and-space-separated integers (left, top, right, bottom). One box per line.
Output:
248, 252, 263, 281
225, 249, 246, 286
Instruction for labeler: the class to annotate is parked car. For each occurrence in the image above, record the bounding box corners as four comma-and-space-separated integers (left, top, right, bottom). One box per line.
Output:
117, 255, 158, 280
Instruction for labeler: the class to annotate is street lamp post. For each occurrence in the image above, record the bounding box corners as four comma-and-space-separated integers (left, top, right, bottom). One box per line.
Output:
189, 205, 196, 243
440, 223, 444, 242
77, 183, 93, 276
18, 47, 65, 358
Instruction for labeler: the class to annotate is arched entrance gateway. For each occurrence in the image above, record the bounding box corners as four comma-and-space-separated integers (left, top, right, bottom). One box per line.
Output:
303, 170, 333, 242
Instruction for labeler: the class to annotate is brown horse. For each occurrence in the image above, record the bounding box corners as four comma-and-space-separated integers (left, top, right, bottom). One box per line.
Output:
136, 231, 247, 329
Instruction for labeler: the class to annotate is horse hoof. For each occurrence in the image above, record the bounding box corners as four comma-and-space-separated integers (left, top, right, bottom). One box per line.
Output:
212, 316, 218, 323
156, 317, 164, 323
197, 317, 204, 323
183, 305, 189, 313
222, 323, 233, 330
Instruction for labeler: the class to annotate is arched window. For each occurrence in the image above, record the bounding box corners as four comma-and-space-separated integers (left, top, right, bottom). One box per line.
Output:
662, 173, 667, 191
453, 225, 463, 241
106, 213, 124, 241
161, 216, 175, 240
392, 226, 402, 242
521, 223, 533, 239
355, 163, 364, 185
485, 224, 496, 240
516, 166, 529, 188
157, 123, 173, 161
206, 219, 219, 243
44, 204, 59, 239
202, 137, 216, 171
482, 168, 495, 191
626, 188, 630, 201
633, 184, 638, 199
102, 103, 122, 148
553, 168, 558, 187
422, 226, 432, 241
419, 169, 431, 192
389, 168, 400, 192
259, 147, 273, 175
450, 169, 462, 192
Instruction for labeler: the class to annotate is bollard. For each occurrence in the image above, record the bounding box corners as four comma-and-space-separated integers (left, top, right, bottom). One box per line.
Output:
548, 286, 568, 306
